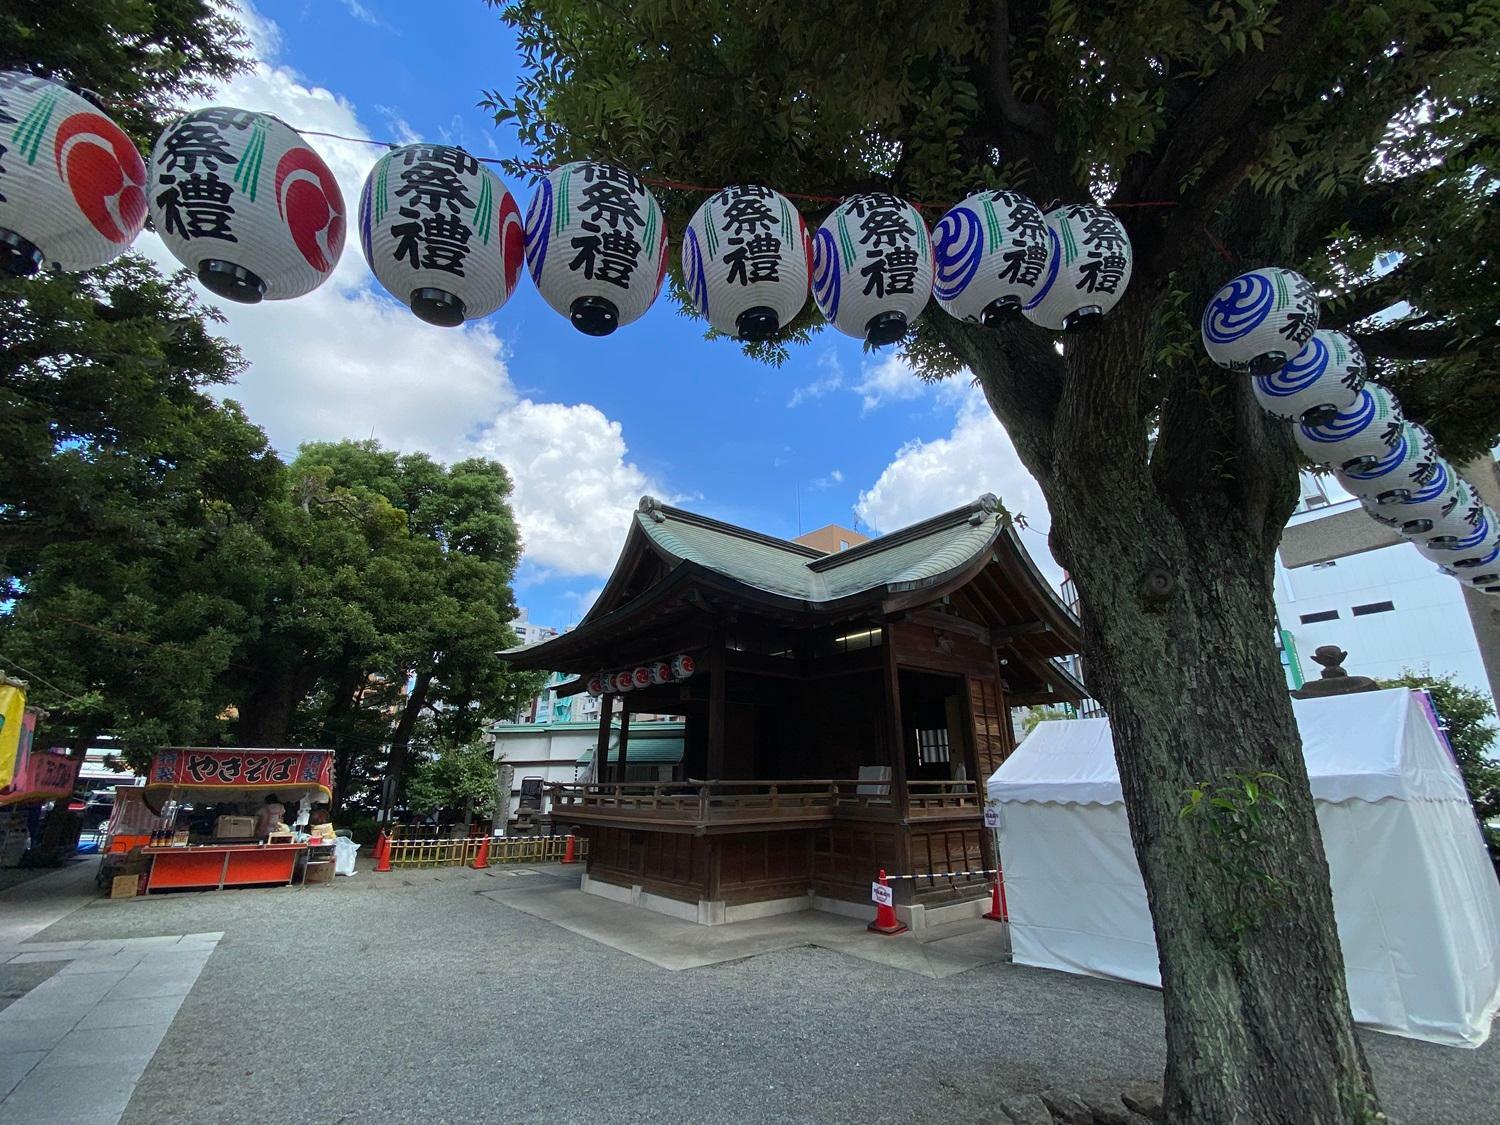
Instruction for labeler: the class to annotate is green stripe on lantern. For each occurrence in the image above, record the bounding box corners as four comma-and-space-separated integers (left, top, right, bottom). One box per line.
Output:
14, 89, 58, 164
373, 156, 389, 224
475, 173, 493, 244
1273, 270, 1289, 310
837, 213, 855, 269
555, 169, 570, 237
1059, 216, 1078, 264
982, 198, 1001, 253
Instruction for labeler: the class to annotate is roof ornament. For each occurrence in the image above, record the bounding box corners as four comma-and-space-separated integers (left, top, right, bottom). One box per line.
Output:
637, 495, 666, 522
1291, 644, 1380, 698
971, 493, 1000, 526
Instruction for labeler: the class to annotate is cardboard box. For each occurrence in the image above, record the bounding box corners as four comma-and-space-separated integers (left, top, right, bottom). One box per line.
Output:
214, 815, 256, 838
111, 874, 140, 899
303, 861, 335, 885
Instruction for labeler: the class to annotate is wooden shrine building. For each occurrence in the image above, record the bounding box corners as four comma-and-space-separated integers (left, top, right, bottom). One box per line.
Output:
502, 494, 1083, 929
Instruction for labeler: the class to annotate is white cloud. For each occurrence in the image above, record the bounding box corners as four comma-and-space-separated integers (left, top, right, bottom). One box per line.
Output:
338, 0, 383, 26
467, 400, 663, 577
853, 352, 928, 412
855, 384, 1065, 590
810, 469, 844, 490
787, 349, 845, 407
135, 3, 668, 579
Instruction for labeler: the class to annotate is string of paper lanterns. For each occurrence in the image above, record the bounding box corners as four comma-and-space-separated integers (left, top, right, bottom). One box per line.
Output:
1203, 267, 1498, 595
0, 77, 1138, 347
586, 654, 696, 697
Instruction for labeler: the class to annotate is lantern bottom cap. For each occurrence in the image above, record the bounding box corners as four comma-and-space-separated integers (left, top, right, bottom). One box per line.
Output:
1428, 535, 1459, 547
1249, 351, 1290, 376
1061, 305, 1104, 332
1299, 404, 1340, 427
0, 229, 43, 277
199, 259, 266, 303
734, 306, 779, 342
1340, 454, 1379, 473
864, 311, 909, 347
1401, 518, 1435, 535
570, 295, 619, 336
411, 287, 466, 328
980, 297, 1023, 326
1375, 487, 1413, 503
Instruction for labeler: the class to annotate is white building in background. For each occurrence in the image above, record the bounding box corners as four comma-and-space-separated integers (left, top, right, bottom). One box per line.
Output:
511, 607, 559, 647
1274, 474, 1490, 696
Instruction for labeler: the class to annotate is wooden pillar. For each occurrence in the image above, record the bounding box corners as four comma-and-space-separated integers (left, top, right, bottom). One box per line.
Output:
617, 703, 632, 783
707, 642, 726, 780
882, 627, 914, 890
595, 693, 614, 784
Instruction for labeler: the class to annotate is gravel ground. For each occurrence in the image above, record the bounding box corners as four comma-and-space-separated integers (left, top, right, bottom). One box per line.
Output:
26, 865, 1499, 1125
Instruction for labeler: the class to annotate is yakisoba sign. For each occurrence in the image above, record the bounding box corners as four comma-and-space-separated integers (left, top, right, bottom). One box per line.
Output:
585, 654, 696, 697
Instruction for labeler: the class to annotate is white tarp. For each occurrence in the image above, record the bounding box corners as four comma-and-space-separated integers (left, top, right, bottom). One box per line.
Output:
987, 689, 1500, 1047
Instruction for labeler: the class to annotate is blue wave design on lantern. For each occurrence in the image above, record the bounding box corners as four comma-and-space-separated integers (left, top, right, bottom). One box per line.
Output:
1259, 334, 1328, 397
1404, 460, 1451, 505
684, 226, 708, 316
812, 227, 840, 322
1450, 511, 1492, 551
933, 206, 983, 301
1203, 272, 1275, 344
523, 177, 553, 284
1299, 388, 1377, 445
1023, 227, 1060, 312
1343, 430, 1410, 480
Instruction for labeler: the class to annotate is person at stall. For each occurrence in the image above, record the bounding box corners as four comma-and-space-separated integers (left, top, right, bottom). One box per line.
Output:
256, 793, 286, 838
308, 805, 336, 841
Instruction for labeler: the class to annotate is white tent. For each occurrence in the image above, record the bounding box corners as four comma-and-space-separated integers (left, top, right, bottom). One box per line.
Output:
987, 689, 1500, 1047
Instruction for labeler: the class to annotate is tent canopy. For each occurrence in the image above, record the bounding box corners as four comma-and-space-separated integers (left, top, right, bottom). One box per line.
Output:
989, 689, 1470, 806
986, 688, 1500, 1048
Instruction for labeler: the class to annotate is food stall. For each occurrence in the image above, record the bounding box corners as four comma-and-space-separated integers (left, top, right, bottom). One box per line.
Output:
1, 686, 84, 867
138, 747, 335, 893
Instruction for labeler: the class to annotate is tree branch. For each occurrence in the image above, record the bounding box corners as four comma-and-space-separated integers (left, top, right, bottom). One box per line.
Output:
1353, 324, 1469, 361
985, 0, 1051, 138
1129, 0, 1329, 207
1320, 262, 1415, 330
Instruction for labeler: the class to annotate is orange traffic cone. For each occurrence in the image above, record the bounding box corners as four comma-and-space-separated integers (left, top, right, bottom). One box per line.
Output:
867, 869, 907, 935
562, 834, 577, 864
983, 873, 1006, 921
375, 830, 392, 873
471, 835, 491, 869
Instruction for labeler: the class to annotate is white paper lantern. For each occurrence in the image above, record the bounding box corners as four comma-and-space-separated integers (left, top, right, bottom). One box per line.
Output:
612, 670, 635, 693
523, 160, 667, 336
1359, 457, 1464, 536
1021, 204, 1133, 332
1417, 514, 1500, 571
1202, 267, 1320, 374
932, 189, 1049, 324
811, 192, 933, 345
585, 675, 604, 697
1293, 385, 1404, 470
1440, 565, 1500, 593
0, 72, 147, 275
149, 107, 344, 302
1404, 477, 1485, 546
682, 184, 810, 341
1334, 422, 1437, 503
358, 144, 524, 327
648, 661, 671, 685
670, 654, 696, 680
1252, 329, 1366, 423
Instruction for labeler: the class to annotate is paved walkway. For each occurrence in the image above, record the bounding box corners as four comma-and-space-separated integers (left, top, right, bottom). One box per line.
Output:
0, 860, 103, 944
1, 862, 1493, 1124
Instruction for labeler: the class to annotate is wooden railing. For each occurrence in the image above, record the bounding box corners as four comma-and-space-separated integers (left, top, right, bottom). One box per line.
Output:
384, 833, 588, 868
547, 777, 981, 828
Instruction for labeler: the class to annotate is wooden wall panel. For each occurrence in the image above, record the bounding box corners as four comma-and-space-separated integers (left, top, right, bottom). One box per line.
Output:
968, 674, 1012, 779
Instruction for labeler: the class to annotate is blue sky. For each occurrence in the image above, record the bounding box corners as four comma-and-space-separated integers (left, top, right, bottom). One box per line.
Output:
159, 1, 1056, 629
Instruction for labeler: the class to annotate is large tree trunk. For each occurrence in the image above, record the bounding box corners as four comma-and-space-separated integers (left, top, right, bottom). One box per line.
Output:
379, 668, 432, 821
938, 207, 1379, 1119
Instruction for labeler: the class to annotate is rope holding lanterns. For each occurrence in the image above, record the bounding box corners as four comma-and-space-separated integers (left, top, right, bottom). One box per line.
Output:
0, 71, 148, 276
149, 107, 345, 302
359, 143, 525, 327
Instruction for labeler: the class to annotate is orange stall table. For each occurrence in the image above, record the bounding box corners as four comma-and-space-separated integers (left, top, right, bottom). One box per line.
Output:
143, 843, 308, 893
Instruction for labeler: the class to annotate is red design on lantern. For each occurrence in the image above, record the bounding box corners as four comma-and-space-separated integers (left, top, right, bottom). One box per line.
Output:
275, 147, 344, 272
53, 112, 147, 243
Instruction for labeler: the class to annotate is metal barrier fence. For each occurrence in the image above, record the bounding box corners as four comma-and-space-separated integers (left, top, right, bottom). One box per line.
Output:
383, 832, 587, 869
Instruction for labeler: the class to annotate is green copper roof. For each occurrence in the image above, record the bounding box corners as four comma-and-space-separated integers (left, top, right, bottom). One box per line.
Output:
633, 494, 1007, 604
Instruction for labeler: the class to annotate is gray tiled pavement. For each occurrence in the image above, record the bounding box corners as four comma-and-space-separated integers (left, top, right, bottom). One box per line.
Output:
0, 923, 220, 1124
